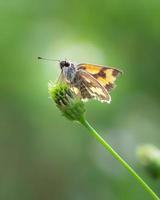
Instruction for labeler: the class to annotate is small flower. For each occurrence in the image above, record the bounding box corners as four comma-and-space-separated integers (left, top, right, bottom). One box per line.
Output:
137, 144, 160, 179
48, 82, 86, 121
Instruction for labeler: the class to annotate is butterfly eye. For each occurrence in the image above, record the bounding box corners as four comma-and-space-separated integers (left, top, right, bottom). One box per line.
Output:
65, 62, 70, 67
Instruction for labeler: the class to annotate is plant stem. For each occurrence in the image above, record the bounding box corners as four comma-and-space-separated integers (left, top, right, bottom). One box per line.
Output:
79, 117, 159, 200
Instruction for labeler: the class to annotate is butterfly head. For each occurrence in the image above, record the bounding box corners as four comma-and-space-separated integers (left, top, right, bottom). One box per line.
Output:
60, 60, 71, 69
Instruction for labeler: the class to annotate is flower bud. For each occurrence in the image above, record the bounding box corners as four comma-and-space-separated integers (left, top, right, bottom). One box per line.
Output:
48, 82, 86, 121
137, 144, 160, 179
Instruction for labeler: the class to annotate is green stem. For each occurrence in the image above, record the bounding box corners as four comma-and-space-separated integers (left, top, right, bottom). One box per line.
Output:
79, 117, 159, 200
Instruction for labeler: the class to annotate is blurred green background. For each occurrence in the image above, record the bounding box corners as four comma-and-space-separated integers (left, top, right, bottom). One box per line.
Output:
0, 0, 160, 199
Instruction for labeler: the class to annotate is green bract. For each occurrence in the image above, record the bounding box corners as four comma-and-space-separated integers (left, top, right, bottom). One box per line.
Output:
48, 82, 86, 121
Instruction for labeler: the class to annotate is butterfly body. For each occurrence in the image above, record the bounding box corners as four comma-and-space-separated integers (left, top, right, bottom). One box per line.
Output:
59, 60, 122, 103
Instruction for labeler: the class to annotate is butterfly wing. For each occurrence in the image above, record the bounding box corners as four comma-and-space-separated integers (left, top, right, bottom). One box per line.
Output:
73, 70, 111, 103
77, 63, 122, 92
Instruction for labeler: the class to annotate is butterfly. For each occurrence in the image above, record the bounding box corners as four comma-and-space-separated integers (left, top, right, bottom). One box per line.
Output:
38, 57, 122, 103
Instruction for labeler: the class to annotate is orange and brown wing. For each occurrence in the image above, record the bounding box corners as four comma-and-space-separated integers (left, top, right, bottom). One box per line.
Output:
77, 63, 122, 92
73, 70, 111, 103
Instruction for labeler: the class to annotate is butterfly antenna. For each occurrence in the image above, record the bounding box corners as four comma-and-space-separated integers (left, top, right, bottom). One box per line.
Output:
38, 57, 60, 62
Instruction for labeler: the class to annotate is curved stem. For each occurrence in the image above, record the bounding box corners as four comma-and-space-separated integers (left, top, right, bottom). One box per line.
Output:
79, 117, 159, 200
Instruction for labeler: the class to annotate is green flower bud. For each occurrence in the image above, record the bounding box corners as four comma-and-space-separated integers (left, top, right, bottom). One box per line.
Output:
48, 82, 86, 121
137, 144, 160, 179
